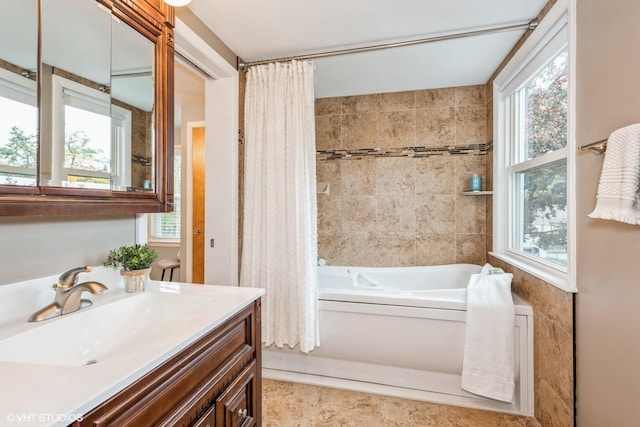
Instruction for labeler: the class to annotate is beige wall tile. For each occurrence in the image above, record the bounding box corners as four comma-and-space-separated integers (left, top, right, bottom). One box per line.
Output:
341, 196, 376, 232
415, 87, 456, 109
375, 232, 416, 266
377, 195, 415, 232
316, 160, 342, 197
485, 99, 494, 141
376, 157, 415, 195
315, 97, 342, 116
415, 156, 456, 194
341, 158, 375, 195
456, 105, 486, 145
415, 107, 456, 146
315, 114, 342, 150
489, 256, 574, 426
317, 85, 489, 272
342, 94, 380, 114
534, 379, 573, 427
376, 111, 416, 148
455, 195, 487, 234
342, 113, 377, 149
341, 232, 377, 266
377, 91, 415, 112
416, 233, 456, 265
455, 85, 486, 106
317, 231, 342, 264
455, 234, 486, 265
455, 155, 487, 193
415, 195, 456, 234
317, 196, 342, 231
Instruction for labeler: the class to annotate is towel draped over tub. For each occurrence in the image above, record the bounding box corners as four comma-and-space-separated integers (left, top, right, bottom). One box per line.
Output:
461, 264, 515, 403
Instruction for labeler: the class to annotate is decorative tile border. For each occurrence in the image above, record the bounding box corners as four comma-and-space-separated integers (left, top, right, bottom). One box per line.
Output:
132, 154, 152, 166
317, 141, 492, 160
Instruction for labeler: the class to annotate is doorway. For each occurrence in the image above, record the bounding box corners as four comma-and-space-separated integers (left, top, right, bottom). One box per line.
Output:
173, 17, 240, 286
174, 59, 205, 283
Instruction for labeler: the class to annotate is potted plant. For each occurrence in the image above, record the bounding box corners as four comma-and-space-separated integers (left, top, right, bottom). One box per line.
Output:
104, 243, 158, 292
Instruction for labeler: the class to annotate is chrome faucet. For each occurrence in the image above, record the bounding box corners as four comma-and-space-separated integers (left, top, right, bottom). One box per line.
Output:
28, 266, 108, 322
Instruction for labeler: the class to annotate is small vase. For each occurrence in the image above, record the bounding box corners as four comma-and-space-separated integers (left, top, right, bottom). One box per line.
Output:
121, 268, 151, 293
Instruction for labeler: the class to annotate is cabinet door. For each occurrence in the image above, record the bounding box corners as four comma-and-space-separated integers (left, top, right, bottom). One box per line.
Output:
216, 361, 257, 427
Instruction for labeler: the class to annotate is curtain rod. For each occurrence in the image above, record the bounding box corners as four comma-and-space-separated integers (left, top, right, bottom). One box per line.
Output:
239, 20, 538, 70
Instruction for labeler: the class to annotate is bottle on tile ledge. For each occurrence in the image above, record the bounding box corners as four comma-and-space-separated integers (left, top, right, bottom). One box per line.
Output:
469, 174, 483, 192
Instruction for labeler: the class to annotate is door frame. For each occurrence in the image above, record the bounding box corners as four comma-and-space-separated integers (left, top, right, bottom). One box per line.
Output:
175, 18, 239, 286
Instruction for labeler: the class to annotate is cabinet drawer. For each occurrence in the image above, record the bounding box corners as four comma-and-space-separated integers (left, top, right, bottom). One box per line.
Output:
216, 361, 257, 427
192, 404, 215, 427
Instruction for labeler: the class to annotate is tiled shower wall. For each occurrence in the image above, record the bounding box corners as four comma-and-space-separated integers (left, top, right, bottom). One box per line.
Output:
315, 85, 490, 267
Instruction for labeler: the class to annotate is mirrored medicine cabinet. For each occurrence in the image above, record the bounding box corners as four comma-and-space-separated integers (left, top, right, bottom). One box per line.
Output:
0, 0, 175, 216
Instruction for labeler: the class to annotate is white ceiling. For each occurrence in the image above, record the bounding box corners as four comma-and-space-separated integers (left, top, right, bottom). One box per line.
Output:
188, 0, 547, 98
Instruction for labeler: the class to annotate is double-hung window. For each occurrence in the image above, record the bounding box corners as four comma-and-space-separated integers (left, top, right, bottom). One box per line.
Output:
149, 146, 181, 242
50, 75, 112, 188
493, 0, 576, 291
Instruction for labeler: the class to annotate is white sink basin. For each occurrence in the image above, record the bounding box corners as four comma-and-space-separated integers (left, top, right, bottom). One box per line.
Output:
0, 292, 213, 367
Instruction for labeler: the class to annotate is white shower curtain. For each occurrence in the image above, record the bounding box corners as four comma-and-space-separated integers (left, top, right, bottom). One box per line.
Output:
241, 60, 319, 353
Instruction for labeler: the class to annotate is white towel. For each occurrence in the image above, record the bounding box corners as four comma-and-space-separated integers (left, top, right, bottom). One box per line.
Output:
588, 123, 640, 225
461, 264, 515, 403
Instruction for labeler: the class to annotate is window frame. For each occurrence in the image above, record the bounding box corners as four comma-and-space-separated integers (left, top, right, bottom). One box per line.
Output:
148, 145, 181, 243
50, 74, 112, 188
0, 68, 38, 184
492, 0, 577, 292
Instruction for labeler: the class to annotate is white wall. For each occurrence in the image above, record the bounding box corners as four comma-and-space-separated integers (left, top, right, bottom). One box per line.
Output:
575, 0, 640, 425
203, 75, 239, 286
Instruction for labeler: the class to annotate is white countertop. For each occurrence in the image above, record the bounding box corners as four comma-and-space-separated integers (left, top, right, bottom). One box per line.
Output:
0, 268, 264, 427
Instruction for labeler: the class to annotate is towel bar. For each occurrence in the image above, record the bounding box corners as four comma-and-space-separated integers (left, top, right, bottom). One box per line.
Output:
578, 138, 607, 154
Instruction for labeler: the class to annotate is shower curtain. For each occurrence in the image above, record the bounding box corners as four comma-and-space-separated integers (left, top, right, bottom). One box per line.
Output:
241, 60, 319, 353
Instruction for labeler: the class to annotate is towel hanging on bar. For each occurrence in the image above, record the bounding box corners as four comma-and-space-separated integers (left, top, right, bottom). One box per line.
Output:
588, 123, 640, 225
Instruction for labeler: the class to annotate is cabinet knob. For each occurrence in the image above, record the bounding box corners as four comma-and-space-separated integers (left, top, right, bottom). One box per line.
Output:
237, 408, 248, 418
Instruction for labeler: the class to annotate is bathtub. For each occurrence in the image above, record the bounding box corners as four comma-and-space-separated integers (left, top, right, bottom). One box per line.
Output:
262, 264, 534, 415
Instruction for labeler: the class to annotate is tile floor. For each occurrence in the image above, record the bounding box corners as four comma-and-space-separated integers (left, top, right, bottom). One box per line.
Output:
262, 379, 540, 427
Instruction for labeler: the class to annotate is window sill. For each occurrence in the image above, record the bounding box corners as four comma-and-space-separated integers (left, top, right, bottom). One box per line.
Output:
148, 240, 180, 248
489, 251, 576, 293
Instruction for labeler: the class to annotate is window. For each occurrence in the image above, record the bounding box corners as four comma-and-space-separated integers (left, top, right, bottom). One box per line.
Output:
49, 75, 116, 189
511, 49, 568, 267
0, 69, 37, 185
149, 146, 181, 242
493, 0, 575, 291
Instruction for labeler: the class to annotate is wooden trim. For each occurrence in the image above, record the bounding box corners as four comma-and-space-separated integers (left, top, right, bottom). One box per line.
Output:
0, 0, 175, 217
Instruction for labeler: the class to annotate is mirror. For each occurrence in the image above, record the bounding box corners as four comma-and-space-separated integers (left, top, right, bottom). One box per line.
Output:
111, 16, 155, 192
41, 0, 112, 189
0, 0, 173, 215
0, 0, 38, 187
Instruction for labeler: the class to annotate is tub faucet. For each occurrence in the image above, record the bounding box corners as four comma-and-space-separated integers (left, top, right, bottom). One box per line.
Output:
28, 266, 108, 322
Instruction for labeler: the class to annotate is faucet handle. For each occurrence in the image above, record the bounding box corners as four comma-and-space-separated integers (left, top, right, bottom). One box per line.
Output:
58, 266, 93, 288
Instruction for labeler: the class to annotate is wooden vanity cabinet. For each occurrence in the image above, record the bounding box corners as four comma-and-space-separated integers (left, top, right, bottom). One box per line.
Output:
74, 299, 262, 427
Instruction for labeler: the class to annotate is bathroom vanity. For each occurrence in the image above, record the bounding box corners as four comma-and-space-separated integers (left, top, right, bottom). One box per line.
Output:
76, 301, 261, 426
0, 268, 264, 427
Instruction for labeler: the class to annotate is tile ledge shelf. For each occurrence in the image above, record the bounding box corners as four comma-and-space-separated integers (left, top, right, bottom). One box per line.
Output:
462, 190, 493, 195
